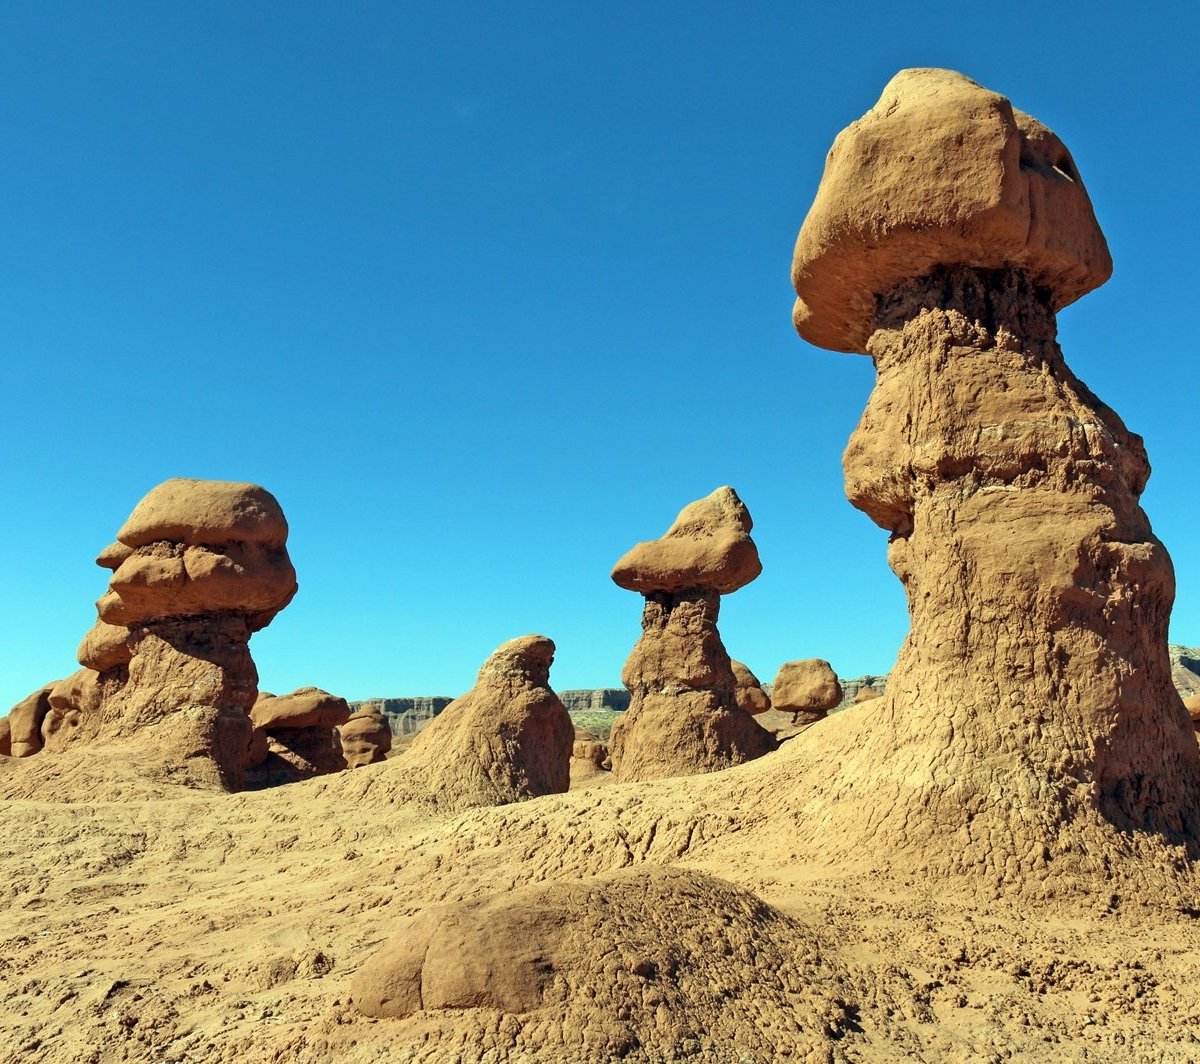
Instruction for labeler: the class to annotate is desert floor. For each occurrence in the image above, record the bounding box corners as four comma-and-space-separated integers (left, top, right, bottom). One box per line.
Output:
4, 734, 1200, 1064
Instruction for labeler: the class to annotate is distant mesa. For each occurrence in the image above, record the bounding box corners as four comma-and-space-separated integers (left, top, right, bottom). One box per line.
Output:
608, 487, 776, 782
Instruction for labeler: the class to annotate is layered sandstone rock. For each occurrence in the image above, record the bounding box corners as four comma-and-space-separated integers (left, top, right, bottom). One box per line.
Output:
337, 708, 393, 768
789, 68, 1200, 882
609, 488, 776, 782
37, 478, 297, 791
248, 688, 350, 782
399, 635, 574, 812
772, 659, 842, 726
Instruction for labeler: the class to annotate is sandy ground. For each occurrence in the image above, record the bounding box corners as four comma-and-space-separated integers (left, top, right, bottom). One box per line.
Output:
4, 737, 1200, 1063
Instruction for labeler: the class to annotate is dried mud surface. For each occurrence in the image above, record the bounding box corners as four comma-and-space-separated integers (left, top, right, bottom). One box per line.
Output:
4, 731, 1200, 1063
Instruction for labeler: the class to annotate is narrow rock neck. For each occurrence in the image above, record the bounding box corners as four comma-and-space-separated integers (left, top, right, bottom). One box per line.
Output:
870, 265, 1057, 358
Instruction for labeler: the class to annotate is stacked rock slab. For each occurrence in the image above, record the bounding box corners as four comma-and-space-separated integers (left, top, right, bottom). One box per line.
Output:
608, 487, 776, 782
790, 68, 1200, 882
772, 659, 842, 726
337, 707, 393, 768
248, 687, 351, 782
52, 479, 297, 790
400, 635, 574, 813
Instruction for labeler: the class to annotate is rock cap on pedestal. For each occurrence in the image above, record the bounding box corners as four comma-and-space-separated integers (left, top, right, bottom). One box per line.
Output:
117, 478, 289, 549
772, 659, 842, 721
611, 487, 761, 595
791, 67, 1112, 354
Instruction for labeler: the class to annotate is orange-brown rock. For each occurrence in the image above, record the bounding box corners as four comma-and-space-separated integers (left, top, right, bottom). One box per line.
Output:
251, 688, 350, 732
244, 688, 351, 783
399, 635, 574, 812
791, 68, 1112, 353
612, 486, 761, 595
0, 715, 9, 757
37, 479, 297, 791
76, 621, 132, 673
1185, 694, 1200, 730
854, 686, 881, 704
772, 659, 842, 725
789, 69, 1200, 882
5, 684, 55, 758
731, 660, 771, 716
609, 490, 776, 782
337, 709, 392, 768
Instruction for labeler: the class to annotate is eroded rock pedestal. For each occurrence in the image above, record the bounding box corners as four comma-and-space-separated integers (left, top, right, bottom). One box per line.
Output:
608, 487, 776, 782
41, 479, 297, 791
789, 68, 1200, 885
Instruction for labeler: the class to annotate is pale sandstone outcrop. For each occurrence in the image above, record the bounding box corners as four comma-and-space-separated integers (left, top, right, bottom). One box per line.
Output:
337, 708, 393, 768
609, 488, 776, 781
398, 635, 574, 812
788, 67, 1200, 882
854, 686, 881, 704
38, 478, 297, 791
772, 659, 843, 725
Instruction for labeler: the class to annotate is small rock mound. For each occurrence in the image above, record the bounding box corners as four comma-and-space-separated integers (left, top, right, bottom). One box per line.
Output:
350, 866, 859, 1058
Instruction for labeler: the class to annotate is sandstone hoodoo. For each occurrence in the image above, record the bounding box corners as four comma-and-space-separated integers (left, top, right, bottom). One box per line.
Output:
772, 658, 842, 726
337, 707, 393, 768
608, 487, 776, 782
854, 685, 881, 704
399, 634, 574, 812
790, 68, 1200, 884
41, 478, 297, 790
249, 687, 351, 782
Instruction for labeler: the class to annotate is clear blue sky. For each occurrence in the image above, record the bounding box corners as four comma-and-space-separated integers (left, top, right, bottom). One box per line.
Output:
3, 2, 1197, 707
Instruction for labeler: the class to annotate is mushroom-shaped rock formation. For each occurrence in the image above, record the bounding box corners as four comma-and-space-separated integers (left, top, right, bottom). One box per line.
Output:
337, 708, 393, 768
772, 659, 843, 726
608, 489, 776, 782
42, 479, 297, 791
399, 635, 574, 813
730, 660, 772, 717
5, 684, 56, 758
854, 686, 881, 704
349, 866, 853, 1059
791, 67, 1113, 354
789, 68, 1200, 884
247, 687, 351, 783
